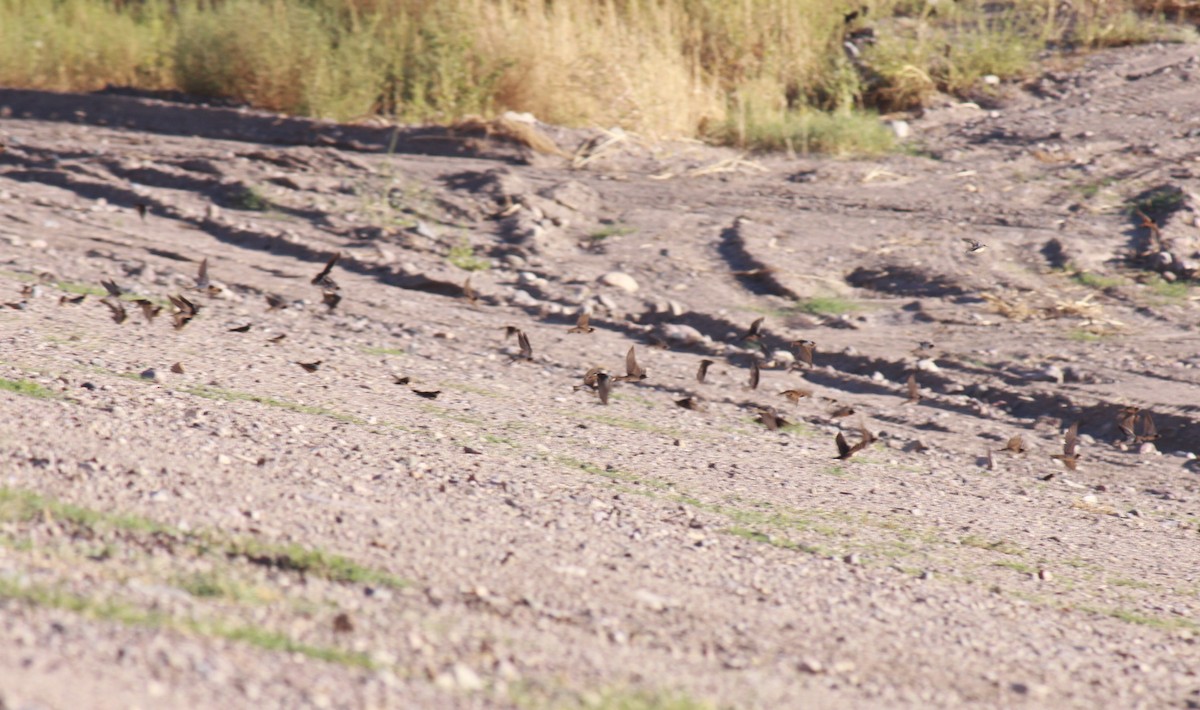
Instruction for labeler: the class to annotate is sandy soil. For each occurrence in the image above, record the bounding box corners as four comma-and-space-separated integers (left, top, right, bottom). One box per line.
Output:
1, 41, 1200, 710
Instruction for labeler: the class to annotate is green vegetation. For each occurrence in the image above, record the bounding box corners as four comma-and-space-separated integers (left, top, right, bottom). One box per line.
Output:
447, 241, 490, 271
229, 184, 270, 211
362, 346, 406, 357
185, 384, 363, 423
0, 0, 1188, 153
1145, 275, 1190, 301
1071, 270, 1125, 290
588, 224, 636, 241
0, 376, 57, 399
794, 296, 859, 317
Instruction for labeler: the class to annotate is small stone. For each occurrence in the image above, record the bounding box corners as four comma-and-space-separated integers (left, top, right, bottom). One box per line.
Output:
1040, 365, 1064, 384
982, 74, 1000, 85
662, 324, 704, 344
139, 368, 157, 381
451, 663, 483, 691
1037, 569, 1052, 581
889, 120, 911, 139
1138, 442, 1159, 455
798, 658, 824, 674
916, 358, 940, 372
843, 553, 860, 565
599, 271, 639, 293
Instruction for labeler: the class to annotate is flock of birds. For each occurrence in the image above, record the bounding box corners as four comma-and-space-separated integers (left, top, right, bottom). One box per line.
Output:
14, 229, 1168, 470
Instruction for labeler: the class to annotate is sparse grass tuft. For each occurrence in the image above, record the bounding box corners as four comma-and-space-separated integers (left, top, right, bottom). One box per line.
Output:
0, 377, 57, 400
229, 184, 270, 211
447, 241, 490, 272
1071, 270, 1125, 290
362, 346, 406, 357
793, 296, 858, 317
1145, 275, 1189, 301
718, 107, 895, 156
588, 224, 636, 241
185, 385, 362, 423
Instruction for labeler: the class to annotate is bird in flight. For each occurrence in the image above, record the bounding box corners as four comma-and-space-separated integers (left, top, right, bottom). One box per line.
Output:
297, 360, 322, 373
613, 346, 646, 382
1135, 411, 1158, 444
312, 253, 340, 290
791, 339, 815, 369
1002, 435, 1026, 454
740, 317, 765, 346
747, 357, 760, 390
568, 312, 595, 334
696, 359, 714, 384
962, 238, 987, 254
103, 299, 127, 324
168, 294, 200, 330
1050, 422, 1081, 470
834, 421, 875, 460
904, 373, 921, 404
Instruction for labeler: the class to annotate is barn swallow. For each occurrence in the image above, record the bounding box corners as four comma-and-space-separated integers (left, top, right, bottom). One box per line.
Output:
312, 253, 340, 290
962, 238, 987, 253
168, 294, 199, 329
791, 339, 815, 369
696, 359, 714, 384
568, 312, 595, 334
779, 388, 812, 403
904, 373, 920, 404
1050, 422, 1081, 470
103, 298, 127, 324
613, 346, 646, 382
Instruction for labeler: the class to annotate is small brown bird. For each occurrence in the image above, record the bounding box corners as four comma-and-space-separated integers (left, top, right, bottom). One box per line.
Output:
1135, 411, 1158, 444
758, 407, 790, 431
962, 237, 987, 254
502, 325, 520, 340
100, 279, 123, 298
567, 311, 595, 334
1137, 209, 1162, 250
675, 396, 704, 411
1002, 435, 1026, 454
3, 301, 26, 310
747, 357, 760, 390
511, 330, 533, 362
268, 334, 287, 344
696, 359, 714, 384
829, 405, 855, 418
265, 293, 288, 310
59, 294, 86, 305
103, 299, 127, 324
168, 294, 200, 329
1050, 422, 1081, 470
134, 202, 148, 220
791, 339, 815, 369
904, 373, 920, 404
834, 421, 875, 460
195, 258, 211, 291
595, 372, 612, 405
779, 388, 812, 403
297, 360, 322, 373
312, 252, 340, 290
228, 323, 251, 333
134, 299, 161, 323
740, 316, 765, 345
322, 289, 341, 310
170, 362, 185, 374
412, 389, 440, 399
1116, 406, 1140, 440
392, 375, 411, 385
463, 277, 478, 306
614, 346, 646, 382
574, 367, 606, 392
332, 612, 354, 634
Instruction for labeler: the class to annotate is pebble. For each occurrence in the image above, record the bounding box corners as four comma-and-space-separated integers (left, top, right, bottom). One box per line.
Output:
1138, 442, 1159, 455
600, 271, 639, 293
916, 358, 940, 372
139, 368, 157, 381
662, 324, 704, 344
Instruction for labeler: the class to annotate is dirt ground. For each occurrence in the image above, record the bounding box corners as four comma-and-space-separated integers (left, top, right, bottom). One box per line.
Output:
2, 41, 1200, 710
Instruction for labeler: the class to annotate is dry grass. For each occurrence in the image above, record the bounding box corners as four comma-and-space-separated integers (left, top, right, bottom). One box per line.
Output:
0, 0, 1191, 152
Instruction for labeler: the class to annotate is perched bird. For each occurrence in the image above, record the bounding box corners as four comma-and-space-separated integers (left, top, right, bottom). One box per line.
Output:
758, 407, 789, 431
614, 346, 646, 382
791, 339, 815, 369
265, 293, 288, 310
228, 323, 252, 333
463, 277, 478, 306
134, 299, 161, 323
312, 253, 341, 290
102, 299, 127, 324
779, 388, 812, 403
1002, 435, 1027, 454
675, 396, 704, 411
170, 362, 185, 374
1135, 411, 1158, 444
168, 294, 200, 330
696, 359, 714, 384
747, 357, 760, 390
835, 421, 875, 460
268, 334, 287, 344
411, 389, 440, 400
904, 373, 921, 404
962, 238, 987, 254
829, 405, 855, 418
297, 360, 322, 373
567, 312, 595, 334
1050, 422, 1081, 470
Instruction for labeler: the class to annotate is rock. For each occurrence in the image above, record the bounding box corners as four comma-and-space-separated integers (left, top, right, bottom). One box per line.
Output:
982, 74, 1000, 85
595, 294, 618, 311
916, 358, 940, 372
661, 324, 704, 344
889, 120, 911, 139
139, 368, 157, 381
1138, 442, 1160, 455
600, 272, 639, 293
798, 658, 825, 674
451, 663, 483, 691
510, 290, 540, 308
1040, 365, 1064, 384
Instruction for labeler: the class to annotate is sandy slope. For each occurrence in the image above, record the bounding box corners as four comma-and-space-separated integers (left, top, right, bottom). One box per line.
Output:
1, 42, 1200, 709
